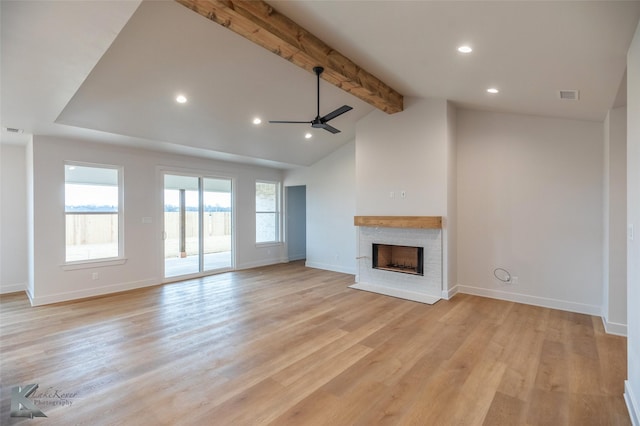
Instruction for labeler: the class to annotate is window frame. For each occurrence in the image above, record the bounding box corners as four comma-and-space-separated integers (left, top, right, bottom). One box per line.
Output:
255, 180, 282, 245
63, 161, 125, 267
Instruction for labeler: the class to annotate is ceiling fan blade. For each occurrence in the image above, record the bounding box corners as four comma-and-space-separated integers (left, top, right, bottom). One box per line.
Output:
320, 123, 341, 134
321, 105, 353, 122
269, 120, 312, 124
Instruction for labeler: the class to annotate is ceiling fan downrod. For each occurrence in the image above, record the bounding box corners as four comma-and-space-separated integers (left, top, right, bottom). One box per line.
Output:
313, 66, 323, 120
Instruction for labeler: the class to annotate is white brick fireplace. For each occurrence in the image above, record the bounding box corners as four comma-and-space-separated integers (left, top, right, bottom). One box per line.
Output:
351, 216, 442, 304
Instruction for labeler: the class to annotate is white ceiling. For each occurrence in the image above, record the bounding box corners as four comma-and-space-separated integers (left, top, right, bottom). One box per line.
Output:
2, 0, 639, 168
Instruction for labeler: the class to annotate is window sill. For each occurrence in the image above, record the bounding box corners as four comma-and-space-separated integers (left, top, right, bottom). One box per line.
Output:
256, 242, 283, 248
60, 258, 127, 271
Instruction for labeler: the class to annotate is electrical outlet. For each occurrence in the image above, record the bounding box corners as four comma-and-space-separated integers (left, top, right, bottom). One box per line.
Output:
92, 272, 99, 280
400, 190, 406, 198
389, 191, 395, 199
511, 276, 518, 285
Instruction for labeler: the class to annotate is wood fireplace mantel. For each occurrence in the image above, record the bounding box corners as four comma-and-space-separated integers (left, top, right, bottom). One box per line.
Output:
353, 216, 442, 229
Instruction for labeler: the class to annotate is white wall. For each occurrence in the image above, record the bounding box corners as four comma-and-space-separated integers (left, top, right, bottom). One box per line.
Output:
457, 109, 604, 315
284, 141, 356, 274
625, 18, 640, 426
355, 97, 449, 216
27, 136, 284, 305
603, 106, 627, 335
0, 144, 28, 293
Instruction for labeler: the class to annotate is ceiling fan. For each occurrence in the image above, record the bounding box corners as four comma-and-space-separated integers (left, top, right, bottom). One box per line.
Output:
269, 66, 352, 134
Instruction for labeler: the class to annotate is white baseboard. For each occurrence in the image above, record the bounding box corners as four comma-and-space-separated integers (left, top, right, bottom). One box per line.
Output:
626, 381, 640, 426
602, 316, 627, 336
441, 284, 459, 300
28, 278, 159, 306
236, 258, 288, 271
26, 286, 35, 305
305, 261, 356, 275
0, 281, 26, 294
288, 253, 306, 262
349, 282, 441, 304
456, 284, 601, 316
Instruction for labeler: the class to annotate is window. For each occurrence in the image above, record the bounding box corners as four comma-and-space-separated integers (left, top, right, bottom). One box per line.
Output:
65, 164, 121, 262
256, 181, 281, 243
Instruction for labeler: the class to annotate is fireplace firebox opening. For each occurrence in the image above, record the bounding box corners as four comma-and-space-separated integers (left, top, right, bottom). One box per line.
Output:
372, 243, 424, 276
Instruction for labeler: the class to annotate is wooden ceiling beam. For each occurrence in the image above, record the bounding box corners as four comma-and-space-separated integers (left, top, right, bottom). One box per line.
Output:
175, 0, 404, 114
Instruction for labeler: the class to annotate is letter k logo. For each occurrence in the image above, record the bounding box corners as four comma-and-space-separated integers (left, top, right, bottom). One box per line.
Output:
10, 384, 47, 418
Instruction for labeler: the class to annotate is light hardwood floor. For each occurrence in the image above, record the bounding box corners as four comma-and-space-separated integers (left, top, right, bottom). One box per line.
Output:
0, 261, 629, 425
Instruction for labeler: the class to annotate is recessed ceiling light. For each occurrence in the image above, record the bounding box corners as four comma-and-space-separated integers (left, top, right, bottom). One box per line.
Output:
457, 45, 473, 53
305, 133, 312, 139
253, 117, 262, 125
176, 95, 187, 104
487, 88, 499, 94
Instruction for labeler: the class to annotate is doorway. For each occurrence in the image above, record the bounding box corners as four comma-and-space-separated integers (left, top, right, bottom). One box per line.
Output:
164, 174, 233, 278
286, 185, 306, 261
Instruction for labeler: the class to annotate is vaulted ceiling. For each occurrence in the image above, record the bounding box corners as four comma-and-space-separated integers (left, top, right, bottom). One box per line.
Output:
2, 1, 639, 168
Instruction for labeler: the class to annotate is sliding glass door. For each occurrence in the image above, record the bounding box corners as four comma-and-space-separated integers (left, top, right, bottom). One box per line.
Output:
203, 178, 232, 271
164, 174, 233, 279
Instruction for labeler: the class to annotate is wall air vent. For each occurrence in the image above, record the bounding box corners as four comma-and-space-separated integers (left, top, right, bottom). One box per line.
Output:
558, 90, 579, 100
3, 127, 24, 133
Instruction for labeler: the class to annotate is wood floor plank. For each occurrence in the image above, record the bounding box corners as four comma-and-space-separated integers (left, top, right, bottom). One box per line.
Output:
596, 332, 628, 396
526, 389, 570, 425
534, 339, 570, 393
352, 351, 449, 426
393, 319, 500, 425
269, 389, 340, 425
0, 261, 630, 425
483, 391, 526, 425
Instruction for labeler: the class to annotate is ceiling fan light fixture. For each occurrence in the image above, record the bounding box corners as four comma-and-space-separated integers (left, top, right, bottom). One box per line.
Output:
176, 94, 187, 104
457, 45, 473, 53
252, 117, 262, 125
487, 87, 499, 94
305, 132, 312, 139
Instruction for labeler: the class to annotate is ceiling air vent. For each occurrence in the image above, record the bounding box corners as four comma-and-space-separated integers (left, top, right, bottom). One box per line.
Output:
3, 127, 24, 133
558, 90, 579, 101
